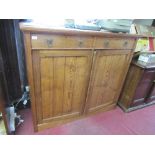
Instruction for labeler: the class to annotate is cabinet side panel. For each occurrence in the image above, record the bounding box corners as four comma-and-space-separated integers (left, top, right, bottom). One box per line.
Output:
23, 33, 38, 131
32, 51, 42, 123
119, 65, 143, 108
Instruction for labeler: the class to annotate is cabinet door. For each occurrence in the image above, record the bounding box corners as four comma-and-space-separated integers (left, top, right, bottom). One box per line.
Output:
32, 50, 93, 124
85, 50, 132, 113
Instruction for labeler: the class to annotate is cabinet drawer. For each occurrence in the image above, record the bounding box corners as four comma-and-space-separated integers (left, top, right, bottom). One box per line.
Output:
65, 36, 94, 48
94, 38, 135, 49
31, 34, 94, 49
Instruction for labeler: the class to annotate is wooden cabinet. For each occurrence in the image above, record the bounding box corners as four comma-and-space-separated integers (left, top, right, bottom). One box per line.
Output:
20, 23, 138, 131
118, 61, 155, 112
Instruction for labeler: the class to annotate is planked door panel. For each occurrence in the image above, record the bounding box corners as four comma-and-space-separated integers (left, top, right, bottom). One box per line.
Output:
86, 50, 131, 113
32, 50, 93, 123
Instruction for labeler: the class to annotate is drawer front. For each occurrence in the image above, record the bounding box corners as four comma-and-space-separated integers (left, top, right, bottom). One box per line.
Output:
94, 38, 135, 49
65, 36, 94, 48
31, 34, 94, 49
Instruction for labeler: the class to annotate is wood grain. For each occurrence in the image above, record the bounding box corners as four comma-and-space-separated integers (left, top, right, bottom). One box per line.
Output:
20, 22, 141, 38
37, 103, 116, 131
94, 38, 135, 49
31, 34, 94, 49
118, 64, 144, 109
63, 57, 76, 114
86, 50, 132, 113
40, 58, 52, 118
20, 25, 138, 131
32, 50, 93, 125
32, 51, 42, 123
119, 63, 155, 111
53, 57, 65, 116
23, 33, 38, 131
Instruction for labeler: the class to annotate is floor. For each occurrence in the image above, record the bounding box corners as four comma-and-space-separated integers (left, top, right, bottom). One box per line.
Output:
15, 105, 155, 135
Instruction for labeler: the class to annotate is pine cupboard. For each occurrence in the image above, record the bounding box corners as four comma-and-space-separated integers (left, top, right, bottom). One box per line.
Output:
20, 23, 139, 131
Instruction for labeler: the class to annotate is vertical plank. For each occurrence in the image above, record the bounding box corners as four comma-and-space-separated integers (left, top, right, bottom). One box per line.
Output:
63, 57, 77, 114
23, 33, 38, 131
40, 58, 51, 119
96, 55, 112, 106
53, 57, 65, 116
109, 55, 125, 93
113, 53, 132, 103
84, 50, 98, 113
49, 58, 54, 117
99, 55, 126, 105
32, 51, 42, 123
108, 55, 119, 90
72, 57, 89, 113
87, 54, 101, 108
89, 54, 110, 108
100, 55, 120, 104
91, 56, 106, 107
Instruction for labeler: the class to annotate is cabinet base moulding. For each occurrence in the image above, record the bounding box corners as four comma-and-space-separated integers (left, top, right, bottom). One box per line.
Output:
118, 101, 155, 112
37, 104, 116, 132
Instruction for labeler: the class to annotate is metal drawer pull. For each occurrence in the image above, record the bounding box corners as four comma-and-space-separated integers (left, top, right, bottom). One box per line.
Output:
123, 41, 128, 47
46, 39, 53, 47
104, 41, 109, 47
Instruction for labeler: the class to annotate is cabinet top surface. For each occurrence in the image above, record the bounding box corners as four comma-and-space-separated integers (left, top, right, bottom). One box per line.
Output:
132, 60, 155, 69
20, 22, 142, 38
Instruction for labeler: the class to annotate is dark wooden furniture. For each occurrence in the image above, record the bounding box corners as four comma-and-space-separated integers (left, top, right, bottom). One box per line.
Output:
118, 60, 155, 112
20, 22, 139, 131
0, 85, 9, 135
0, 50, 10, 134
0, 19, 27, 103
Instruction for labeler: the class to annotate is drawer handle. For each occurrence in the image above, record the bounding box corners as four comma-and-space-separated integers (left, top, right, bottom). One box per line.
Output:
78, 41, 84, 47
104, 41, 109, 47
46, 39, 53, 47
123, 41, 128, 47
